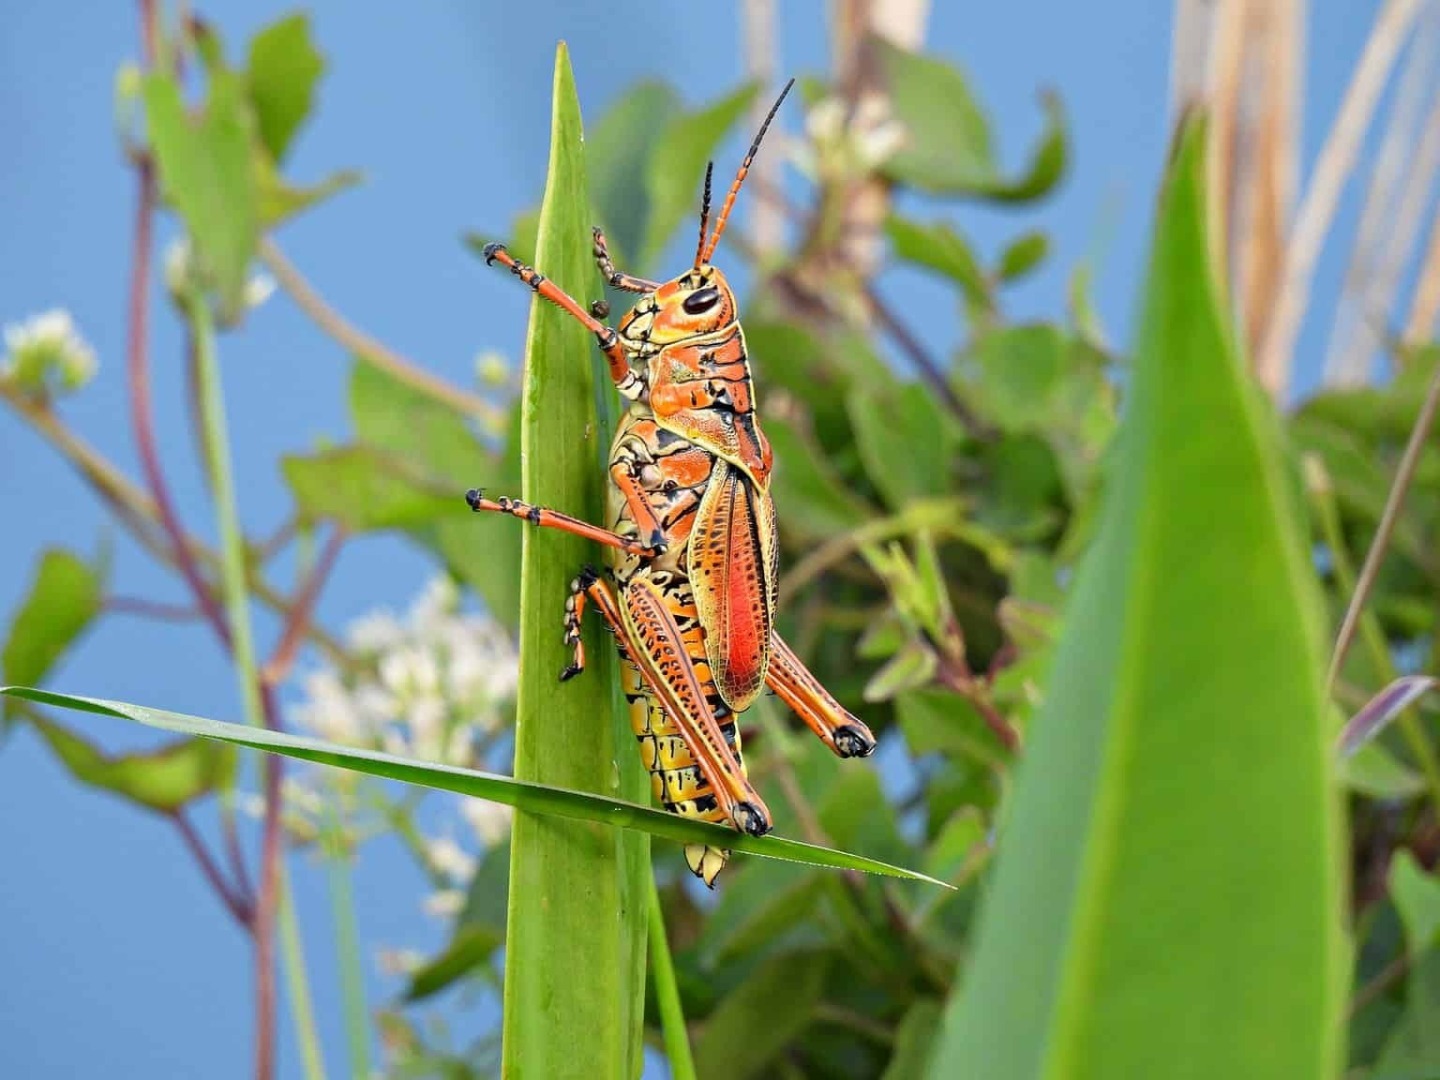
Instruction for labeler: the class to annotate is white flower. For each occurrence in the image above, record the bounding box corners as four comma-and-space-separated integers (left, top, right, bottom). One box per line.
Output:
380, 645, 441, 700
244, 272, 275, 310
405, 694, 448, 760
409, 576, 460, 637
461, 799, 513, 848
426, 836, 477, 882
293, 669, 368, 745
163, 239, 193, 298
377, 948, 426, 976
1, 309, 97, 396
852, 96, 906, 168
806, 96, 847, 145
423, 889, 466, 919
347, 609, 404, 654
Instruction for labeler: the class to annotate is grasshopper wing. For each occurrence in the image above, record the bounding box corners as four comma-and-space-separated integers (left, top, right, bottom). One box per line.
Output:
687, 459, 778, 712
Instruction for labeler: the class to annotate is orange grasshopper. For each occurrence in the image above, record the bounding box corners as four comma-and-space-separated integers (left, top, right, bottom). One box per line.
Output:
467, 81, 875, 885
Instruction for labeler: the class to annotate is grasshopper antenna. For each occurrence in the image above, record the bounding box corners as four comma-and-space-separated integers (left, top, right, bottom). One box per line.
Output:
700, 78, 794, 264
692, 161, 715, 271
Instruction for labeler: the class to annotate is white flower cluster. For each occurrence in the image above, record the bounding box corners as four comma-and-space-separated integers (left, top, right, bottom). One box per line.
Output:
798, 94, 908, 177
294, 576, 519, 768
1, 309, 98, 397
277, 575, 519, 893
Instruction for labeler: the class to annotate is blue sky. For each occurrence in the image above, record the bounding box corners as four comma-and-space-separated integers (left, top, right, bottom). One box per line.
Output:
0, 1, 1388, 1075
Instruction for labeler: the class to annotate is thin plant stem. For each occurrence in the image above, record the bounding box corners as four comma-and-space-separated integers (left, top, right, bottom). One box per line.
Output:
186, 292, 282, 1080
1310, 456, 1440, 813
323, 815, 372, 1080
1327, 358, 1440, 688
1348, 949, 1410, 1017
126, 156, 231, 648
258, 237, 502, 425
647, 877, 696, 1080
105, 596, 204, 622
264, 526, 346, 686
778, 499, 972, 598
278, 868, 328, 1080
173, 809, 252, 925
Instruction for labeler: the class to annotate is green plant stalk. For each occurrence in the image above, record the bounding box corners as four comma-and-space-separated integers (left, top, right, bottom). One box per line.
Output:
500, 44, 650, 1080
278, 868, 328, 1080
1309, 466, 1440, 810
189, 293, 325, 1076
187, 294, 264, 730
323, 813, 372, 1080
647, 878, 697, 1080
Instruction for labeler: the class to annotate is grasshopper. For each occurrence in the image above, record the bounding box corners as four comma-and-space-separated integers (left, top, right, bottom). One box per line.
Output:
468, 80, 875, 885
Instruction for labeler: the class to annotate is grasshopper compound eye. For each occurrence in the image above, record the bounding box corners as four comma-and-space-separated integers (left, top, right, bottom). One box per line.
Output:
682, 287, 720, 315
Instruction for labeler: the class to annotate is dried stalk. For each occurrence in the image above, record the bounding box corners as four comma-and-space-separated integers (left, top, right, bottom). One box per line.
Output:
1259, 0, 1424, 396
1325, 4, 1439, 385
1403, 210, 1440, 343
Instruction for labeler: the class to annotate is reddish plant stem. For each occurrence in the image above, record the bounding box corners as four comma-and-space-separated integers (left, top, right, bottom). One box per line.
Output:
223, 808, 257, 911
126, 159, 232, 650
935, 659, 1021, 752
130, 6, 275, 1078
263, 527, 347, 686
105, 595, 205, 622
174, 810, 253, 926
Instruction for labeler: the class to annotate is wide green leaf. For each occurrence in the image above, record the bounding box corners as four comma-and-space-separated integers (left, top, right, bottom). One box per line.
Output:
878, 42, 1066, 202
282, 445, 455, 529
143, 69, 259, 323
0, 687, 947, 885
491, 48, 650, 1079
884, 215, 991, 312
997, 231, 1050, 281
2, 548, 101, 727
28, 713, 233, 813
640, 83, 758, 270
246, 13, 324, 163
1371, 852, 1440, 1074
693, 951, 829, 1079
928, 116, 1343, 1078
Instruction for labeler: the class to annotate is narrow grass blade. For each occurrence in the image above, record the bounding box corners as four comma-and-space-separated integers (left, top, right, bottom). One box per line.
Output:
928, 114, 1344, 1078
0, 692, 947, 878
648, 878, 697, 1080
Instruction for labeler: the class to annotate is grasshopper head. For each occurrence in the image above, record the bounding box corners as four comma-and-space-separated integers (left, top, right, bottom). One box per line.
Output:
618, 80, 792, 350
639, 265, 738, 344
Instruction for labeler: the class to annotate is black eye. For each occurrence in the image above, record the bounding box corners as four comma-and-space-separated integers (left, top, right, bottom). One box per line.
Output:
683, 287, 720, 315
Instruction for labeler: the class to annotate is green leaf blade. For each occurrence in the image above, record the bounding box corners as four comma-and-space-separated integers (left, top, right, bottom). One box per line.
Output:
3, 548, 102, 725
142, 70, 259, 322
0, 686, 947, 886
246, 13, 324, 163
929, 116, 1344, 1078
